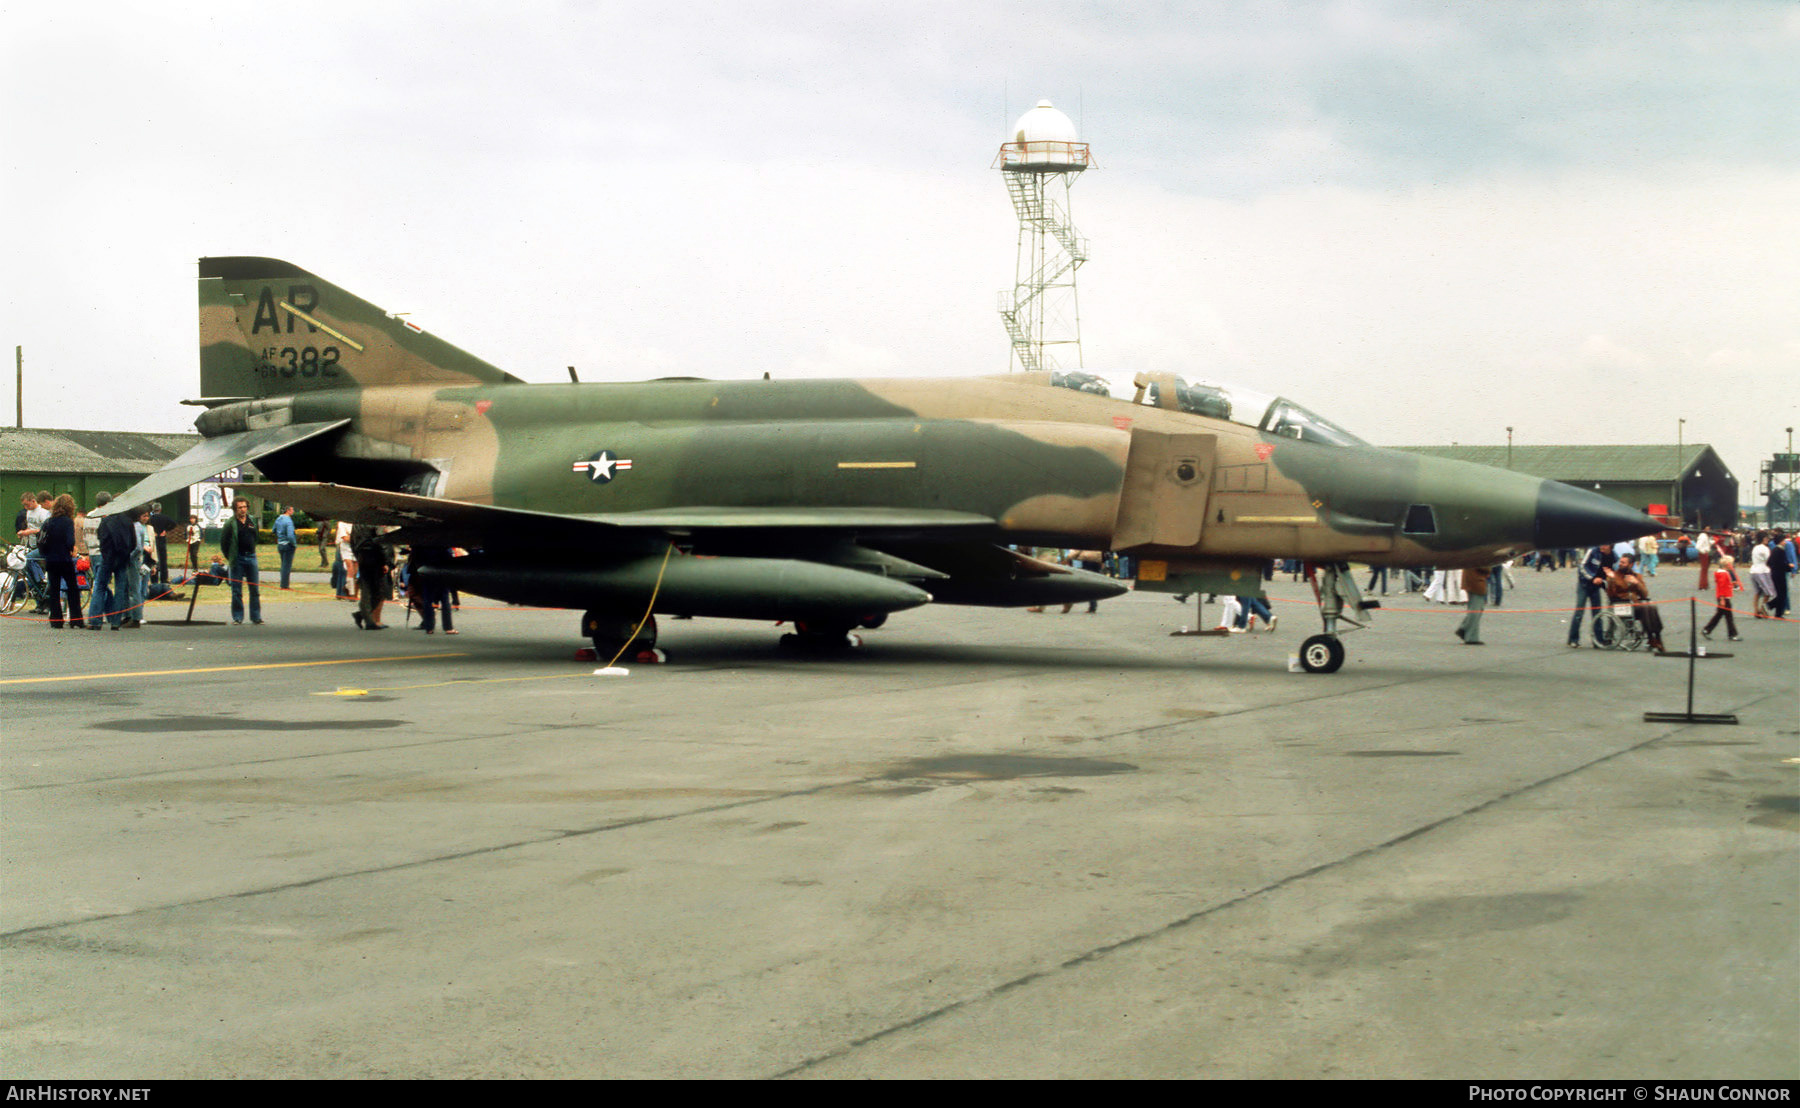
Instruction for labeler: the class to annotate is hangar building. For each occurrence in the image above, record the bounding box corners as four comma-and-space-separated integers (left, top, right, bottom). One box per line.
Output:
1, 427, 202, 520
1395, 443, 1738, 530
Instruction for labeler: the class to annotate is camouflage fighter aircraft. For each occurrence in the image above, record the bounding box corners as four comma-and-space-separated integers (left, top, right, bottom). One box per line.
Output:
105, 257, 1661, 671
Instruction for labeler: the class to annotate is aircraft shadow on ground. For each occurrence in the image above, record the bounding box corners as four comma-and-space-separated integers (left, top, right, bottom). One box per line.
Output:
440, 628, 1440, 679
6, 615, 1447, 682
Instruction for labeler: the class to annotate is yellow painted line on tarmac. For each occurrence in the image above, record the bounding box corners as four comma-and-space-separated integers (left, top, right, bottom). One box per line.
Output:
318, 671, 596, 697
0, 653, 467, 686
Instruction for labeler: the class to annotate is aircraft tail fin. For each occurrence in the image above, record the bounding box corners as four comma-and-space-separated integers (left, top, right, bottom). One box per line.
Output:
197, 257, 523, 399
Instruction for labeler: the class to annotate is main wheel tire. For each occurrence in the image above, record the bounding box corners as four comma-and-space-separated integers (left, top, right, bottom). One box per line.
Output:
784, 620, 858, 652
0, 572, 21, 615
1298, 634, 1345, 674
793, 619, 855, 639
583, 610, 657, 657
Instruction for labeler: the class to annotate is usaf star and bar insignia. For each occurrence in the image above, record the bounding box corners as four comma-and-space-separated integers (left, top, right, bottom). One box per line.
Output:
573, 450, 634, 484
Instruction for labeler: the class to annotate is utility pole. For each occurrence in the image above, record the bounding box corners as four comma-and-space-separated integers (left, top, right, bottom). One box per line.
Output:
1676, 418, 1685, 521
14, 346, 21, 428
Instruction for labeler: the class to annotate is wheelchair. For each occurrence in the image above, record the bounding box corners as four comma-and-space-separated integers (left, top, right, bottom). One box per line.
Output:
1591, 602, 1649, 652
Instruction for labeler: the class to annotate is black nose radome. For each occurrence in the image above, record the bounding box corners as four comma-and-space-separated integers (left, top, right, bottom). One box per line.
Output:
1534, 480, 1663, 550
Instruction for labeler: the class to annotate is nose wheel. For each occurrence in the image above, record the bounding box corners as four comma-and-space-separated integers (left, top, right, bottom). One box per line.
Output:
1297, 562, 1371, 674
1297, 634, 1346, 674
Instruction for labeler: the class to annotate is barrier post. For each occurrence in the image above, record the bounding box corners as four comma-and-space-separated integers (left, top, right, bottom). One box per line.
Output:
1644, 597, 1738, 724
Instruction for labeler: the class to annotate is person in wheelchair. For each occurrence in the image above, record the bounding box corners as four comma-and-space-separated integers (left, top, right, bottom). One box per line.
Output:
1603, 553, 1665, 653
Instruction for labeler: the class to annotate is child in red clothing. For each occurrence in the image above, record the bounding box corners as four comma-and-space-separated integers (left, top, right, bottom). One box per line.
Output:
1702, 555, 1742, 641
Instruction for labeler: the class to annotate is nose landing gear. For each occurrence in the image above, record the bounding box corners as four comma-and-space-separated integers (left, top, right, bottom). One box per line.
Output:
1297, 562, 1377, 674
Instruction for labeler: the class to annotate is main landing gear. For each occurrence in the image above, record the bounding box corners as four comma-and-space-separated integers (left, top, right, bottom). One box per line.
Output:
582, 609, 664, 664
578, 610, 889, 662
776, 613, 886, 652
778, 619, 864, 652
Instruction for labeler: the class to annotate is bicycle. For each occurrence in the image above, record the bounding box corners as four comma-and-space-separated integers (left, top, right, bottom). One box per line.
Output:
0, 544, 48, 615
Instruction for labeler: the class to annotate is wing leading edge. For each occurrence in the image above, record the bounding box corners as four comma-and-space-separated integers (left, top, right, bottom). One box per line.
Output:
250, 481, 997, 551
95, 420, 352, 516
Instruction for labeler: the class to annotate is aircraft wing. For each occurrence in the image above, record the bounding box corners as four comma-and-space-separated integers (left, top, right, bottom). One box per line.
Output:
250, 482, 996, 550
95, 420, 351, 515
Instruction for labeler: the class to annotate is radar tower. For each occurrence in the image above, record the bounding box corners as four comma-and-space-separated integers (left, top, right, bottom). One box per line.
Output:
995, 100, 1093, 373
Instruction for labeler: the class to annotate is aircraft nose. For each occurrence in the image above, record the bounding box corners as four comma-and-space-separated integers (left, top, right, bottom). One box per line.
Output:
1533, 479, 1663, 550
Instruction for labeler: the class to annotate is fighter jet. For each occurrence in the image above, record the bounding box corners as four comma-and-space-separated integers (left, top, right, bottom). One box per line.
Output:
105, 257, 1661, 671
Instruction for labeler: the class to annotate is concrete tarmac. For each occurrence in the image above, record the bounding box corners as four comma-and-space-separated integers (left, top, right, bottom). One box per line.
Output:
2, 570, 1795, 1078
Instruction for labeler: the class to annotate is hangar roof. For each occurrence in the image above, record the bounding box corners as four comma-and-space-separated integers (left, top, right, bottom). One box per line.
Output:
0, 427, 201, 476
1393, 444, 1730, 483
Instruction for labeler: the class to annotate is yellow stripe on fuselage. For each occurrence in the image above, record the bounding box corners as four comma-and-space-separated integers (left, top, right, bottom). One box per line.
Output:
279, 302, 367, 352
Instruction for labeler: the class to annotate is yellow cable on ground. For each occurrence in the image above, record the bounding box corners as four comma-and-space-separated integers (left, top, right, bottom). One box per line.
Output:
601, 543, 676, 670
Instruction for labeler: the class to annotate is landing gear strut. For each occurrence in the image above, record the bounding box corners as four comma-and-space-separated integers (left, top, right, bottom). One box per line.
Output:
582, 609, 663, 663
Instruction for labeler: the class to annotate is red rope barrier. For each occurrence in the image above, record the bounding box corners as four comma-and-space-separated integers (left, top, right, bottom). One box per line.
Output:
1262, 592, 1798, 622
0, 570, 238, 624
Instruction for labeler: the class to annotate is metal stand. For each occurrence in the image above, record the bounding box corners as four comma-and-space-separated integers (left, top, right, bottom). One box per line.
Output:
144, 567, 223, 626
1644, 599, 1737, 724
1169, 592, 1229, 636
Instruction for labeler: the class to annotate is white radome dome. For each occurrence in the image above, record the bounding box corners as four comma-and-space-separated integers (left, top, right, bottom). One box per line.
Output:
1013, 99, 1079, 144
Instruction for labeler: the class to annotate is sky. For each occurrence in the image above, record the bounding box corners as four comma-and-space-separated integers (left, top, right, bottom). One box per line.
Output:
3, 0, 1797, 501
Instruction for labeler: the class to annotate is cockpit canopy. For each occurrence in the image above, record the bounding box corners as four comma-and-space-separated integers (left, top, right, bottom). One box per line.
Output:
1045, 369, 1367, 448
